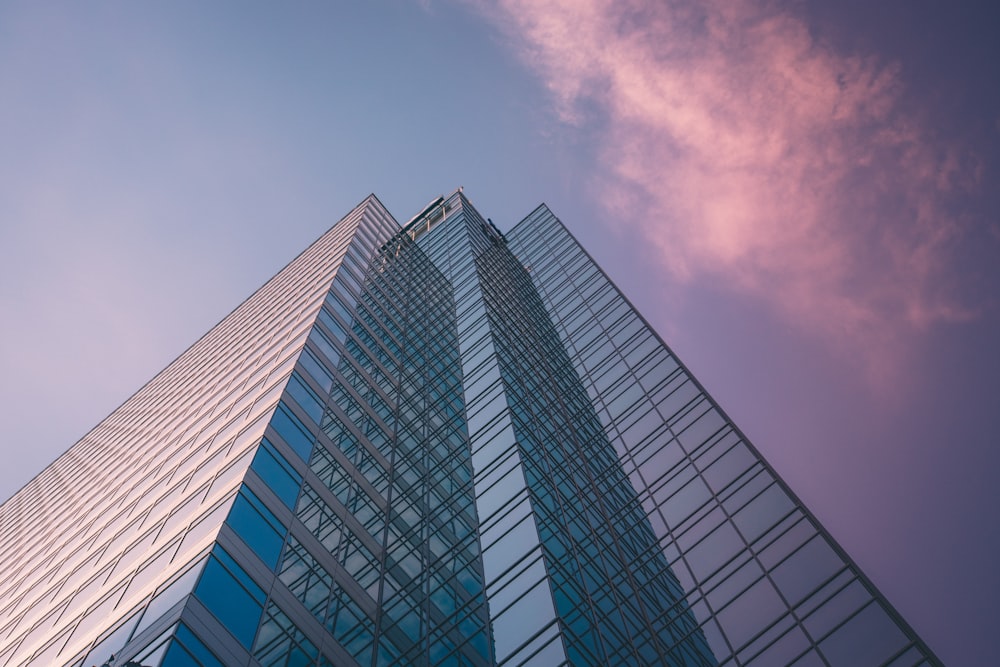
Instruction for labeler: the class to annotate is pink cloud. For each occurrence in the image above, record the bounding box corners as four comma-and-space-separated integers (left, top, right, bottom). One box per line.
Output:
476, 0, 979, 384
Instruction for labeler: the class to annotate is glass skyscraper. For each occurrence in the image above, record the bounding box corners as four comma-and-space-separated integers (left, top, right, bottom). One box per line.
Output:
0, 190, 939, 667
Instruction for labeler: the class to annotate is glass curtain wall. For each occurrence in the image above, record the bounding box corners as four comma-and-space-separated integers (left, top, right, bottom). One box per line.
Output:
507, 205, 941, 667
0, 190, 941, 667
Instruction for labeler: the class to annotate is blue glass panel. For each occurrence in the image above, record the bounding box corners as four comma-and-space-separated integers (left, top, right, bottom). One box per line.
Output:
299, 348, 334, 394
308, 327, 341, 368
173, 624, 225, 667
286, 371, 323, 423
81, 609, 141, 667
226, 487, 286, 569
251, 438, 302, 509
195, 548, 264, 648
325, 291, 354, 323
214, 546, 266, 603
271, 401, 314, 461
318, 305, 347, 341
161, 641, 200, 667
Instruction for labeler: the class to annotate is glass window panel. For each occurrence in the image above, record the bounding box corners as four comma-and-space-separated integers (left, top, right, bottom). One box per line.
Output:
130, 623, 179, 666
123, 537, 182, 602
131, 556, 207, 639
270, 402, 314, 461
161, 623, 225, 667
23, 625, 72, 667
308, 328, 341, 369
149, 629, 193, 665
194, 549, 264, 648
325, 291, 354, 323
80, 609, 142, 667
250, 439, 302, 510
68, 583, 128, 650
732, 482, 795, 543
286, 372, 323, 424
770, 534, 845, 605
226, 488, 286, 569
802, 578, 871, 640
179, 496, 236, 557
715, 577, 786, 651
318, 305, 347, 341
158, 485, 210, 543
819, 601, 908, 667
176, 623, 225, 667
207, 448, 256, 499
299, 348, 334, 394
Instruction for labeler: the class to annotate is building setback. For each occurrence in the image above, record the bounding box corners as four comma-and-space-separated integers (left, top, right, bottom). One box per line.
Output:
0, 191, 939, 666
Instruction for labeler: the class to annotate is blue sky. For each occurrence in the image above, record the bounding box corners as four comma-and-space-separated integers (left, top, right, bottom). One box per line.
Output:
1, 2, 998, 664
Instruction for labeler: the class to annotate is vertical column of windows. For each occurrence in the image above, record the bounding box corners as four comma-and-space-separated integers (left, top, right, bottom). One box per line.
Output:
221, 212, 490, 667
420, 200, 566, 665
242, 218, 388, 665
416, 204, 566, 667
474, 241, 715, 667
372, 231, 490, 667
0, 201, 385, 667
508, 206, 937, 667
107, 202, 395, 667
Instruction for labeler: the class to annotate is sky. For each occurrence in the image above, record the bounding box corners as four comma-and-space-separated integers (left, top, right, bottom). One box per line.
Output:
0, 1, 997, 664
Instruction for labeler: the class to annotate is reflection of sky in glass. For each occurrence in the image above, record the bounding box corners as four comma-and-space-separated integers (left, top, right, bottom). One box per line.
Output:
417, 194, 715, 665
507, 204, 940, 665
0, 187, 946, 666
0, 4, 997, 661
476, 242, 716, 664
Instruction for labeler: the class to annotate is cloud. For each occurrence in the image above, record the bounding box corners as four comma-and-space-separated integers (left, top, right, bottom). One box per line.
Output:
474, 0, 979, 382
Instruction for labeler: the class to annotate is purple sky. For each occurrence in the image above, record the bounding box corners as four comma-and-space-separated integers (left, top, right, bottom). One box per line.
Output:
1, 2, 997, 664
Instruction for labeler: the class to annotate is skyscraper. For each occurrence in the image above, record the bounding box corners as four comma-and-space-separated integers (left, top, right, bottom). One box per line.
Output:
0, 190, 939, 667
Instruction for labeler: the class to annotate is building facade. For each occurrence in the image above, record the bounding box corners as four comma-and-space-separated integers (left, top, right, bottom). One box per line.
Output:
0, 191, 939, 666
